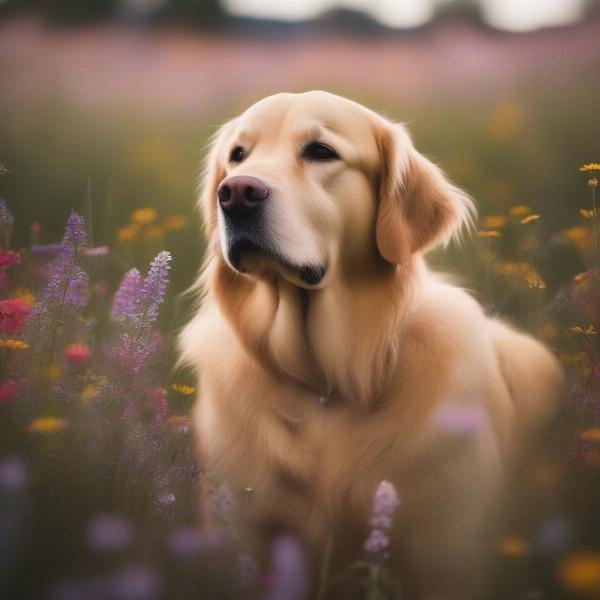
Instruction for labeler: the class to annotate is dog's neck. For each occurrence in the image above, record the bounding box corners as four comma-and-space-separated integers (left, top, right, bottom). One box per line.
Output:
211, 256, 420, 412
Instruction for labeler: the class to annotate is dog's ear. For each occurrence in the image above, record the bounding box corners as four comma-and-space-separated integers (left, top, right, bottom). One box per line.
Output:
375, 122, 474, 266
198, 119, 238, 241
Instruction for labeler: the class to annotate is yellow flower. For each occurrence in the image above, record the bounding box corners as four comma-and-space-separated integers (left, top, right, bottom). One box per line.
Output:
559, 553, 600, 594
498, 537, 528, 557
488, 101, 523, 141
478, 230, 501, 239
580, 208, 595, 219
117, 224, 139, 243
581, 429, 600, 442
131, 208, 158, 225
509, 205, 531, 217
521, 214, 541, 225
569, 325, 596, 335
172, 383, 196, 396
525, 272, 546, 290
164, 215, 189, 231
27, 417, 66, 433
0, 339, 28, 350
589, 177, 599, 188
144, 225, 164, 241
579, 163, 600, 173
482, 215, 507, 229
14, 288, 36, 306
80, 384, 98, 404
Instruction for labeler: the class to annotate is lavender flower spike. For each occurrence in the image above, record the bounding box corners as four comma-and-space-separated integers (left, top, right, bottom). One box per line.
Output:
135, 251, 172, 328
62, 211, 87, 248
364, 480, 400, 555
112, 268, 142, 320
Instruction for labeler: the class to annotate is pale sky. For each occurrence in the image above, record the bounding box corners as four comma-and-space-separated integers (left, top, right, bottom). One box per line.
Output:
222, 0, 587, 31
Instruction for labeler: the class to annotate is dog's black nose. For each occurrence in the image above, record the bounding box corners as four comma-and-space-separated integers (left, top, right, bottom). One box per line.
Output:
217, 175, 269, 218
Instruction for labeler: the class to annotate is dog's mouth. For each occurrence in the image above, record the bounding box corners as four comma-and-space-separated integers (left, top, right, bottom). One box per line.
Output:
227, 237, 327, 286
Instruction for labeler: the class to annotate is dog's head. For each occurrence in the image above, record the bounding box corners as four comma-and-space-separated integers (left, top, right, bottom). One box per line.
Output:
199, 91, 473, 287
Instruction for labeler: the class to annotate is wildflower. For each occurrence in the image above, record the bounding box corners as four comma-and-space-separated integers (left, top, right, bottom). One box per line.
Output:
509, 205, 531, 217
0, 379, 20, 404
117, 224, 139, 243
63, 212, 87, 247
525, 272, 546, 290
498, 537, 528, 557
521, 214, 541, 225
478, 230, 502, 239
112, 269, 142, 320
14, 288, 35, 306
108, 565, 162, 600
578, 163, 600, 172
84, 246, 110, 257
168, 527, 206, 557
87, 514, 133, 553
0, 299, 31, 334
559, 553, 600, 594
263, 536, 307, 600
157, 492, 176, 506
0, 456, 28, 492
164, 214, 189, 231
580, 429, 600, 442
64, 343, 92, 363
0, 339, 29, 350
113, 252, 171, 374
364, 481, 400, 555
131, 207, 158, 225
135, 251, 172, 328
172, 383, 195, 395
569, 325, 596, 335
26, 417, 66, 433
482, 215, 507, 229
581, 209, 595, 219
0, 251, 19, 267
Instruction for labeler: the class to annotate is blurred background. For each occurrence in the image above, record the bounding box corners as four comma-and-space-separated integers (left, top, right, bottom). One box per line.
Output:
1, 0, 599, 297
1, 2, 600, 598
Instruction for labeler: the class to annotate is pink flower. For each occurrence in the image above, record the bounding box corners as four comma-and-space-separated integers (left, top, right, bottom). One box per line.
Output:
0, 299, 31, 334
0, 251, 19, 267
64, 343, 92, 364
0, 380, 19, 404
364, 481, 400, 555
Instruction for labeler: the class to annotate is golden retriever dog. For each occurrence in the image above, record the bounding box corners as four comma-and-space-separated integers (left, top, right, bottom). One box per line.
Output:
179, 90, 563, 599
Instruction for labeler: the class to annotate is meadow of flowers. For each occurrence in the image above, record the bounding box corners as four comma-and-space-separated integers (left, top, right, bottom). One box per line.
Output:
0, 160, 600, 599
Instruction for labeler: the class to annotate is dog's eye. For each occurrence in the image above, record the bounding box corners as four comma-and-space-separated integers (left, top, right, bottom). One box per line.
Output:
301, 141, 339, 162
230, 146, 246, 163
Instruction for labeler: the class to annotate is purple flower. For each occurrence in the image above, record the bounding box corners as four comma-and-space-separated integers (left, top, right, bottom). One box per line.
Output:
364, 481, 400, 555
87, 514, 134, 553
84, 246, 110, 257
31, 243, 64, 255
112, 269, 142, 320
111, 252, 171, 374
263, 535, 307, 600
108, 565, 162, 600
135, 251, 171, 329
0, 455, 28, 492
62, 211, 87, 248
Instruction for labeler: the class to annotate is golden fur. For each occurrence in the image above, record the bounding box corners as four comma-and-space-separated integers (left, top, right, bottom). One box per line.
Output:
179, 91, 563, 599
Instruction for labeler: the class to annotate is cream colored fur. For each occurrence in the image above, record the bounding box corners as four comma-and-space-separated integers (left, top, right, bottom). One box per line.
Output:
179, 91, 563, 599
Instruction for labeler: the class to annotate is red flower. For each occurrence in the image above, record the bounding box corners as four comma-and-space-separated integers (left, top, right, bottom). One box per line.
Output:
0, 379, 19, 404
0, 251, 20, 268
0, 299, 31, 334
64, 343, 92, 364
